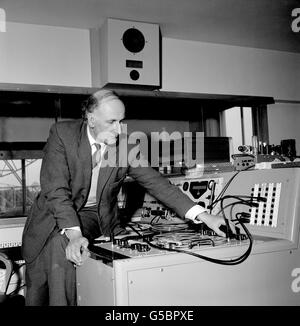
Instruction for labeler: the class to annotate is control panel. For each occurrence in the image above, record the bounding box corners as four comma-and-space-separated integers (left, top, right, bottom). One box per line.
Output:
118, 176, 225, 223
170, 176, 224, 214
77, 167, 300, 306
91, 222, 250, 261
110, 167, 300, 258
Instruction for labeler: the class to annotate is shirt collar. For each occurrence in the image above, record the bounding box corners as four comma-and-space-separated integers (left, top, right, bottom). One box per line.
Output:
87, 125, 106, 150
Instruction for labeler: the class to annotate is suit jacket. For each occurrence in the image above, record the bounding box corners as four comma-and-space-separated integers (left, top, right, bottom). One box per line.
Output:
21, 120, 195, 263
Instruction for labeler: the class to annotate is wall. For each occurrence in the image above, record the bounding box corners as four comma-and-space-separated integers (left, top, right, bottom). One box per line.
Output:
162, 38, 300, 101
268, 102, 300, 155
161, 38, 300, 153
1, 22, 299, 100
1, 22, 299, 154
0, 22, 91, 86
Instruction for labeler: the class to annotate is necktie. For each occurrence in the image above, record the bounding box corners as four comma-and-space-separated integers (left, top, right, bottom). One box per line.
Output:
92, 143, 101, 168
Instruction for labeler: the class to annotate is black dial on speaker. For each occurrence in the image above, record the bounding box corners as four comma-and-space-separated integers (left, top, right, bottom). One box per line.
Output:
122, 28, 145, 53
129, 70, 140, 81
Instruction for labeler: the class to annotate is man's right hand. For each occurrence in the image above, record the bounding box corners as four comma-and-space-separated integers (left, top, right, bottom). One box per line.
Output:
65, 229, 90, 266
194, 212, 236, 238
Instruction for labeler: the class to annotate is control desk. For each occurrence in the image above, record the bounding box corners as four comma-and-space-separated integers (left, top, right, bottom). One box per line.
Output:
77, 167, 300, 306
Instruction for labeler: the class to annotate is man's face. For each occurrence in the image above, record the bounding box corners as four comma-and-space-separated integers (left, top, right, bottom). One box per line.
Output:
88, 98, 125, 145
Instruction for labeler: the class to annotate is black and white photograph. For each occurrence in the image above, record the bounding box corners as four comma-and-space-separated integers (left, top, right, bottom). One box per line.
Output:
0, 0, 299, 311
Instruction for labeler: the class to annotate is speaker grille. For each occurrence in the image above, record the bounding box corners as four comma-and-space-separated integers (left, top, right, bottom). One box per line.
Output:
122, 28, 145, 53
92, 18, 161, 89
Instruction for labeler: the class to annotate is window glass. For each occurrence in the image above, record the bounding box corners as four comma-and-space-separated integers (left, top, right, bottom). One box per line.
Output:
222, 107, 253, 155
0, 159, 41, 218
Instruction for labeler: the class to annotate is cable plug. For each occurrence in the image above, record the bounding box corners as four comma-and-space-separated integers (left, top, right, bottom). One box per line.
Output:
240, 212, 251, 217
256, 196, 267, 202
236, 212, 251, 224
239, 218, 250, 224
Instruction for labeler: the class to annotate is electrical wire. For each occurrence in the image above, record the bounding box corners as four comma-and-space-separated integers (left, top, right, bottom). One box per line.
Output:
94, 166, 257, 265
92, 198, 254, 266
127, 210, 253, 265
150, 215, 162, 225
209, 164, 254, 211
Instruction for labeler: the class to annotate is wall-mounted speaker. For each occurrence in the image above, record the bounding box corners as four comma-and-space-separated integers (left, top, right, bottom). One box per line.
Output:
90, 18, 161, 89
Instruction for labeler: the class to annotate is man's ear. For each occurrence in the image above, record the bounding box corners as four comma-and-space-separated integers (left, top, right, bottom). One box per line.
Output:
87, 114, 95, 127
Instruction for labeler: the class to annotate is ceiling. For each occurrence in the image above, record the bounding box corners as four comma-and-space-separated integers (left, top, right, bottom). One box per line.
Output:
2, 0, 300, 53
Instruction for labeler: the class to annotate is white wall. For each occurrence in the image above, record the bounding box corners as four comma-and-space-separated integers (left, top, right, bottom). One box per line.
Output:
1, 22, 299, 155
1, 22, 299, 101
0, 22, 91, 86
162, 38, 300, 101
1, 22, 299, 100
268, 103, 300, 155
162, 38, 300, 153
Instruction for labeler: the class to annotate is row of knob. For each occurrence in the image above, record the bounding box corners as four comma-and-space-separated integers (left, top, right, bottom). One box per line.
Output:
113, 238, 151, 252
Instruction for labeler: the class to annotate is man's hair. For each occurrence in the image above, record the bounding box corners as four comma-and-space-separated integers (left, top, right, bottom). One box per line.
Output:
81, 89, 120, 120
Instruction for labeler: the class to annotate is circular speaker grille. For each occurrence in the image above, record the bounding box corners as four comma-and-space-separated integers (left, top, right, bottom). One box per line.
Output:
130, 70, 140, 81
122, 28, 145, 53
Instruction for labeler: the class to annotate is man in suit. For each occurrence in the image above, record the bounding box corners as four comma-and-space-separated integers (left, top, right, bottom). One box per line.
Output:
22, 89, 231, 306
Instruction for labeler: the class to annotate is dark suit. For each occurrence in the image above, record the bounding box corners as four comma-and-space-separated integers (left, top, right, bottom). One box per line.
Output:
22, 119, 195, 305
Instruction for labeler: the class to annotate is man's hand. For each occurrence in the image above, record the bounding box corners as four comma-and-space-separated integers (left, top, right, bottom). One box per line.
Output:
194, 212, 236, 237
65, 229, 90, 266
